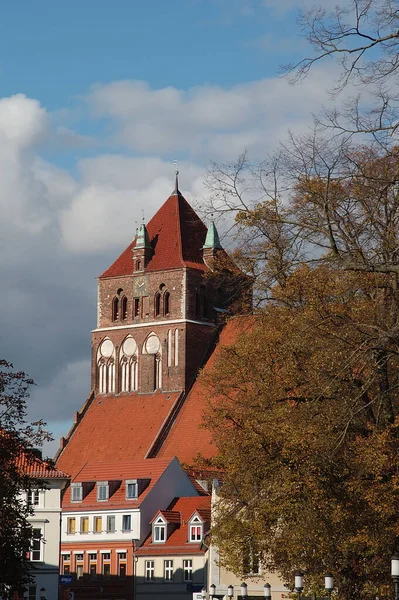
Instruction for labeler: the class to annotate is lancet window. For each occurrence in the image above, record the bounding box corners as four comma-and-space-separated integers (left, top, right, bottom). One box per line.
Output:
120, 336, 138, 392
97, 338, 116, 394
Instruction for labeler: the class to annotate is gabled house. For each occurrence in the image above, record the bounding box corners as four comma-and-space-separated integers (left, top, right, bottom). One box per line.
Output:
60, 457, 203, 600
135, 495, 211, 599
19, 453, 69, 600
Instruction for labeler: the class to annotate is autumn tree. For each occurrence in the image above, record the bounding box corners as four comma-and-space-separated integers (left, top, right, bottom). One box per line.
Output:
0, 359, 50, 599
202, 140, 399, 599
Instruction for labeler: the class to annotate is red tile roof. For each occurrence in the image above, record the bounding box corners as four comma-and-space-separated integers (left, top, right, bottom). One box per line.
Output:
62, 457, 174, 511
137, 495, 211, 556
156, 317, 255, 466
17, 452, 69, 479
56, 392, 181, 477
101, 192, 208, 277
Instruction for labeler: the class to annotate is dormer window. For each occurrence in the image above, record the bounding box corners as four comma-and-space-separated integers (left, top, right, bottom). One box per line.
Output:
126, 480, 138, 500
153, 516, 166, 543
97, 481, 109, 501
189, 515, 203, 542
71, 483, 82, 502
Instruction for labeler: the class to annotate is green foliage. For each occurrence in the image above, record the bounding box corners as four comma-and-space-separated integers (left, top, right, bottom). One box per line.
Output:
0, 359, 50, 599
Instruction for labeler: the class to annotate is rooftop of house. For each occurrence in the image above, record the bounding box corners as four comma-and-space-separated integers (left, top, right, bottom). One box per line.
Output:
156, 316, 254, 464
62, 457, 181, 511
55, 317, 254, 479
56, 391, 182, 476
101, 190, 210, 277
137, 495, 211, 556
18, 452, 69, 479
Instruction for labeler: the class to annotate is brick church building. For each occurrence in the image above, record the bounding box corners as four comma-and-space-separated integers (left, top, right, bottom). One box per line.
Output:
55, 176, 248, 478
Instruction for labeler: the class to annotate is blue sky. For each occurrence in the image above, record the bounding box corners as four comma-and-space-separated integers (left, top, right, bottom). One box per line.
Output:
0, 0, 339, 456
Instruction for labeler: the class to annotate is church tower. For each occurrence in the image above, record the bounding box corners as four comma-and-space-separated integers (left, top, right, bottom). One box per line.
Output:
91, 177, 229, 397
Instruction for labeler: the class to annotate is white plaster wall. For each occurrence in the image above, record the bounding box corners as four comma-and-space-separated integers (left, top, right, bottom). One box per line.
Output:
61, 508, 140, 543
139, 457, 198, 544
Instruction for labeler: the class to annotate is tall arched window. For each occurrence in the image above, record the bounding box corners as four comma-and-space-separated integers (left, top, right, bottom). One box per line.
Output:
155, 292, 161, 317
167, 329, 172, 367
112, 297, 119, 321
155, 353, 162, 389
120, 336, 138, 392
97, 339, 116, 394
164, 291, 170, 315
121, 296, 128, 320
174, 329, 179, 366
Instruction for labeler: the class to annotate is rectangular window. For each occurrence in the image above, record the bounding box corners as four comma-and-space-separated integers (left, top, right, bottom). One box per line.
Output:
106, 515, 115, 533
118, 553, 127, 577
28, 489, 40, 506
154, 524, 166, 542
76, 564, 84, 580
62, 554, 71, 575
28, 586, 36, 600
89, 554, 97, 578
133, 298, 140, 317
67, 517, 76, 534
243, 544, 260, 575
30, 528, 42, 561
183, 559, 193, 582
71, 483, 82, 502
80, 517, 89, 533
102, 553, 111, 577
126, 480, 137, 499
145, 560, 154, 582
189, 524, 202, 542
164, 559, 173, 582
122, 514, 131, 532
75, 553, 84, 561
94, 516, 102, 533
97, 481, 109, 501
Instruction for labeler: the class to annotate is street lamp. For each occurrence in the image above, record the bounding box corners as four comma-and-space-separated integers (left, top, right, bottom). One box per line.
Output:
241, 582, 248, 597
39, 589, 46, 600
294, 571, 304, 600
392, 554, 399, 600
210, 584, 216, 598
264, 583, 272, 598
201, 588, 207, 600
227, 585, 234, 597
325, 574, 334, 600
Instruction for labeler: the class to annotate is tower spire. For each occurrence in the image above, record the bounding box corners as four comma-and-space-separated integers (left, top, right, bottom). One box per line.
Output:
173, 170, 179, 195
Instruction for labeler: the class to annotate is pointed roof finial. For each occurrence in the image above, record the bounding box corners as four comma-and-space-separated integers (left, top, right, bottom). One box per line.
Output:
172, 160, 179, 195
203, 220, 223, 250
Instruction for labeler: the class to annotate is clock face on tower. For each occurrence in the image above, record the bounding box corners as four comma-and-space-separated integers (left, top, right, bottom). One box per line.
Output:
133, 276, 148, 296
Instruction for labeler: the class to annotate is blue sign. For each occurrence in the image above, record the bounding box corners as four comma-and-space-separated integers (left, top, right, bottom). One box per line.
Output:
60, 575, 73, 585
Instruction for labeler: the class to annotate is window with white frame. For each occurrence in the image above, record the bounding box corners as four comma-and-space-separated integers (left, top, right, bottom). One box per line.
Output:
189, 515, 203, 542
106, 515, 115, 533
71, 482, 82, 502
80, 516, 89, 533
28, 489, 40, 506
94, 516, 102, 533
61, 553, 71, 574
243, 542, 260, 575
75, 553, 84, 579
118, 552, 127, 577
122, 514, 131, 532
67, 517, 76, 534
183, 559, 193, 582
101, 553, 111, 577
88, 553, 97, 578
126, 480, 137, 499
145, 560, 154, 582
164, 559, 173, 581
153, 516, 166, 542
97, 481, 109, 501
29, 528, 43, 561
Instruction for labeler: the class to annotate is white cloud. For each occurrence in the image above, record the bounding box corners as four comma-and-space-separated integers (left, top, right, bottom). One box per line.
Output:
0, 94, 48, 148
59, 156, 205, 254
86, 69, 340, 160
